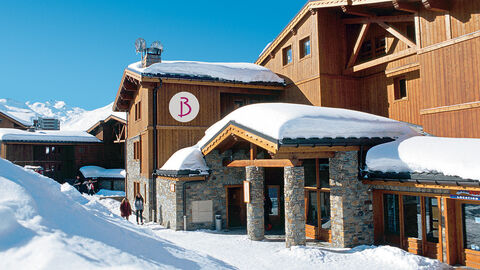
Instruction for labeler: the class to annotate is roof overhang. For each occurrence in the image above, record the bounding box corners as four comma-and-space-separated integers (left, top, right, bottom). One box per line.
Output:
0, 111, 30, 129
200, 120, 394, 160
87, 114, 126, 134
113, 69, 284, 112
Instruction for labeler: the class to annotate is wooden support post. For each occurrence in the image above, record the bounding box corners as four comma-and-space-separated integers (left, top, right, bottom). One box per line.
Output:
414, 14, 422, 48
250, 143, 257, 160
347, 23, 371, 68
227, 159, 299, 168
422, 0, 450, 12
445, 12, 452, 40
345, 47, 417, 73
377, 21, 416, 48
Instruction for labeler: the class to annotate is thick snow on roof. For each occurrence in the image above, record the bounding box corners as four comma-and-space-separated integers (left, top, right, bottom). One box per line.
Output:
79, 166, 126, 179
127, 61, 284, 84
160, 146, 209, 174
62, 102, 126, 131
162, 103, 419, 172
197, 103, 419, 147
366, 136, 480, 180
0, 128, 101, 143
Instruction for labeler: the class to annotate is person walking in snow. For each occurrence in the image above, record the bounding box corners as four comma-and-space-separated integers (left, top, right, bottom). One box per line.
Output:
73, 176, 82, 191
120, 197, 132, 220
134, 193, 144, 225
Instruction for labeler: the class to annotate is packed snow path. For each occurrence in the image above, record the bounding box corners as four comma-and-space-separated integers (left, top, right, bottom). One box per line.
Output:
0, 157, 449, 269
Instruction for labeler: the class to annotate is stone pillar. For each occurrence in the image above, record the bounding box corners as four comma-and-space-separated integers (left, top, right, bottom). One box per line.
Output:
330, 151, 373, 248
284, 166, 306, 248
246, 166, 264, 241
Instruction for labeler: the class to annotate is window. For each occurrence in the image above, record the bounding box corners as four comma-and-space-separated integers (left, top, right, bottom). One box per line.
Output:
133, 141, 141, 160
384, 194, 400, 235
394, 77, 408, 100
304, 158, 331, 233
462, 203, 480, 250
133, 182, 140, 197
282, 45, 292, 66
425, 197, 439, 243
403, 195, 422, 239
267, 185, 280, 216
375, 36, 386, 57
134, 101, 141, 121
300, 37, 310, 58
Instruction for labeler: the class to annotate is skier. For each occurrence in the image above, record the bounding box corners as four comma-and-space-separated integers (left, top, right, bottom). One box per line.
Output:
120, 198, 132, 220
134, 193, 144, 225
73, 176, 82, 191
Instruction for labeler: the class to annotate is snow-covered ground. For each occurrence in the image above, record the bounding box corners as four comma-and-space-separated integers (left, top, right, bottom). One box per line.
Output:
0, 157, 450, 270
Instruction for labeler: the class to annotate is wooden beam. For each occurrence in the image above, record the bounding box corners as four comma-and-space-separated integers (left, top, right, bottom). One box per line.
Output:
250, 143, 257, 160
218, 137, 238, 154
227, 159, 299, 168
345, 47, 417, 73
377, 21, 416, 48
445, 12, 452, 39
422, 0, 450, 12
342, 15, 414, 24
364, 180, 480, 191
120, 91, 134, 100
348, 23, 371, 68
392, 0, 419, 13
341, 6, 375, 17
273, 152, 335, 160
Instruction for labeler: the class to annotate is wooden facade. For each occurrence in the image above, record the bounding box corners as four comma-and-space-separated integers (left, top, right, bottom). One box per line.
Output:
114, 70, 283, 178
257, 0, 480, 138
87, 115, 126, 168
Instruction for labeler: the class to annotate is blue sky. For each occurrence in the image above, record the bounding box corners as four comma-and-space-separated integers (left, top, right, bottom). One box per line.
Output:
0, 0, 306, 110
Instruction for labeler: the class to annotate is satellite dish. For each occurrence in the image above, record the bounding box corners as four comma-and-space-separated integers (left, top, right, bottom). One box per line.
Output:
151, 41, 163, 51
135, 38, 146, 53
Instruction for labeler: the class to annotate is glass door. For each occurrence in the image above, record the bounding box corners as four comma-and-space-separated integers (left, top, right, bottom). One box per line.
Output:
402, 195, 422, 253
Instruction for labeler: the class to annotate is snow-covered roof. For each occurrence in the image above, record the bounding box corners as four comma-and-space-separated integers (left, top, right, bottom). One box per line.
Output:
0, 128, 101, 143
159, 146, 209, 175
127, 61, 285, 84
366, 136, 480, 181
197, 103, 419, 148
62, 102, 126, 131
79, 166, 125, 179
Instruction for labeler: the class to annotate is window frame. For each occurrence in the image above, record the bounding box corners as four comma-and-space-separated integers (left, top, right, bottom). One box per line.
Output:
394, 77, 408, 100
282, 45, 293, 66
299, 36, 311, 59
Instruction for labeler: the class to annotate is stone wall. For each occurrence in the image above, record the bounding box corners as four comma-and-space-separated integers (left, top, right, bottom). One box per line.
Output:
126, 137, 153, 222
284, 166, 306, 248
330, 151, 373, 248
246, 166, 264, 241
156, 149, 247, 230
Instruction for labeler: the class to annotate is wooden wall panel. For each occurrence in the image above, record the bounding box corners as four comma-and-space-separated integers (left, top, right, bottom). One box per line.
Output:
422, 107, 480, 138
320, 76, 360, 110
127, 86, 150, 139
0, 116, 24, 129
419, 36, 480, 109
450, 0, 480, 38
387, 70, 423, 126
157, 83, 220, 127
157, 129, 206, 168
359, 73, 389, 117
419, 10, 447, 47
5, 144, 34, 162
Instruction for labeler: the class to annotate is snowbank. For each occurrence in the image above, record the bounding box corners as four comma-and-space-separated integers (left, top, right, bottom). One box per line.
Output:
127, 61, 284, 84
366, 136, 480, 180
197, 103, 419, 147
0, 158, 233, 269
160, 146, 209, 174
80, 166, 126, 179
0, 128, 101, 143
62, 102, 126, 131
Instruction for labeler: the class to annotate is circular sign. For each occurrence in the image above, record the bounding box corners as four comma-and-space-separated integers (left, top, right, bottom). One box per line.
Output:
169, 92, 200, 122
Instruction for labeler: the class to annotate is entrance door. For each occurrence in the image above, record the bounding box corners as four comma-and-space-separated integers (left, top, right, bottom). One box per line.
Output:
226, 186, 246, 228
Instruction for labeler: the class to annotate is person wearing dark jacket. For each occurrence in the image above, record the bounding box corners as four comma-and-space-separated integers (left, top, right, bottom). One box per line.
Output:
120, 198, 132, 220
264, 190, 273, 231
134, 194, 144, 225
